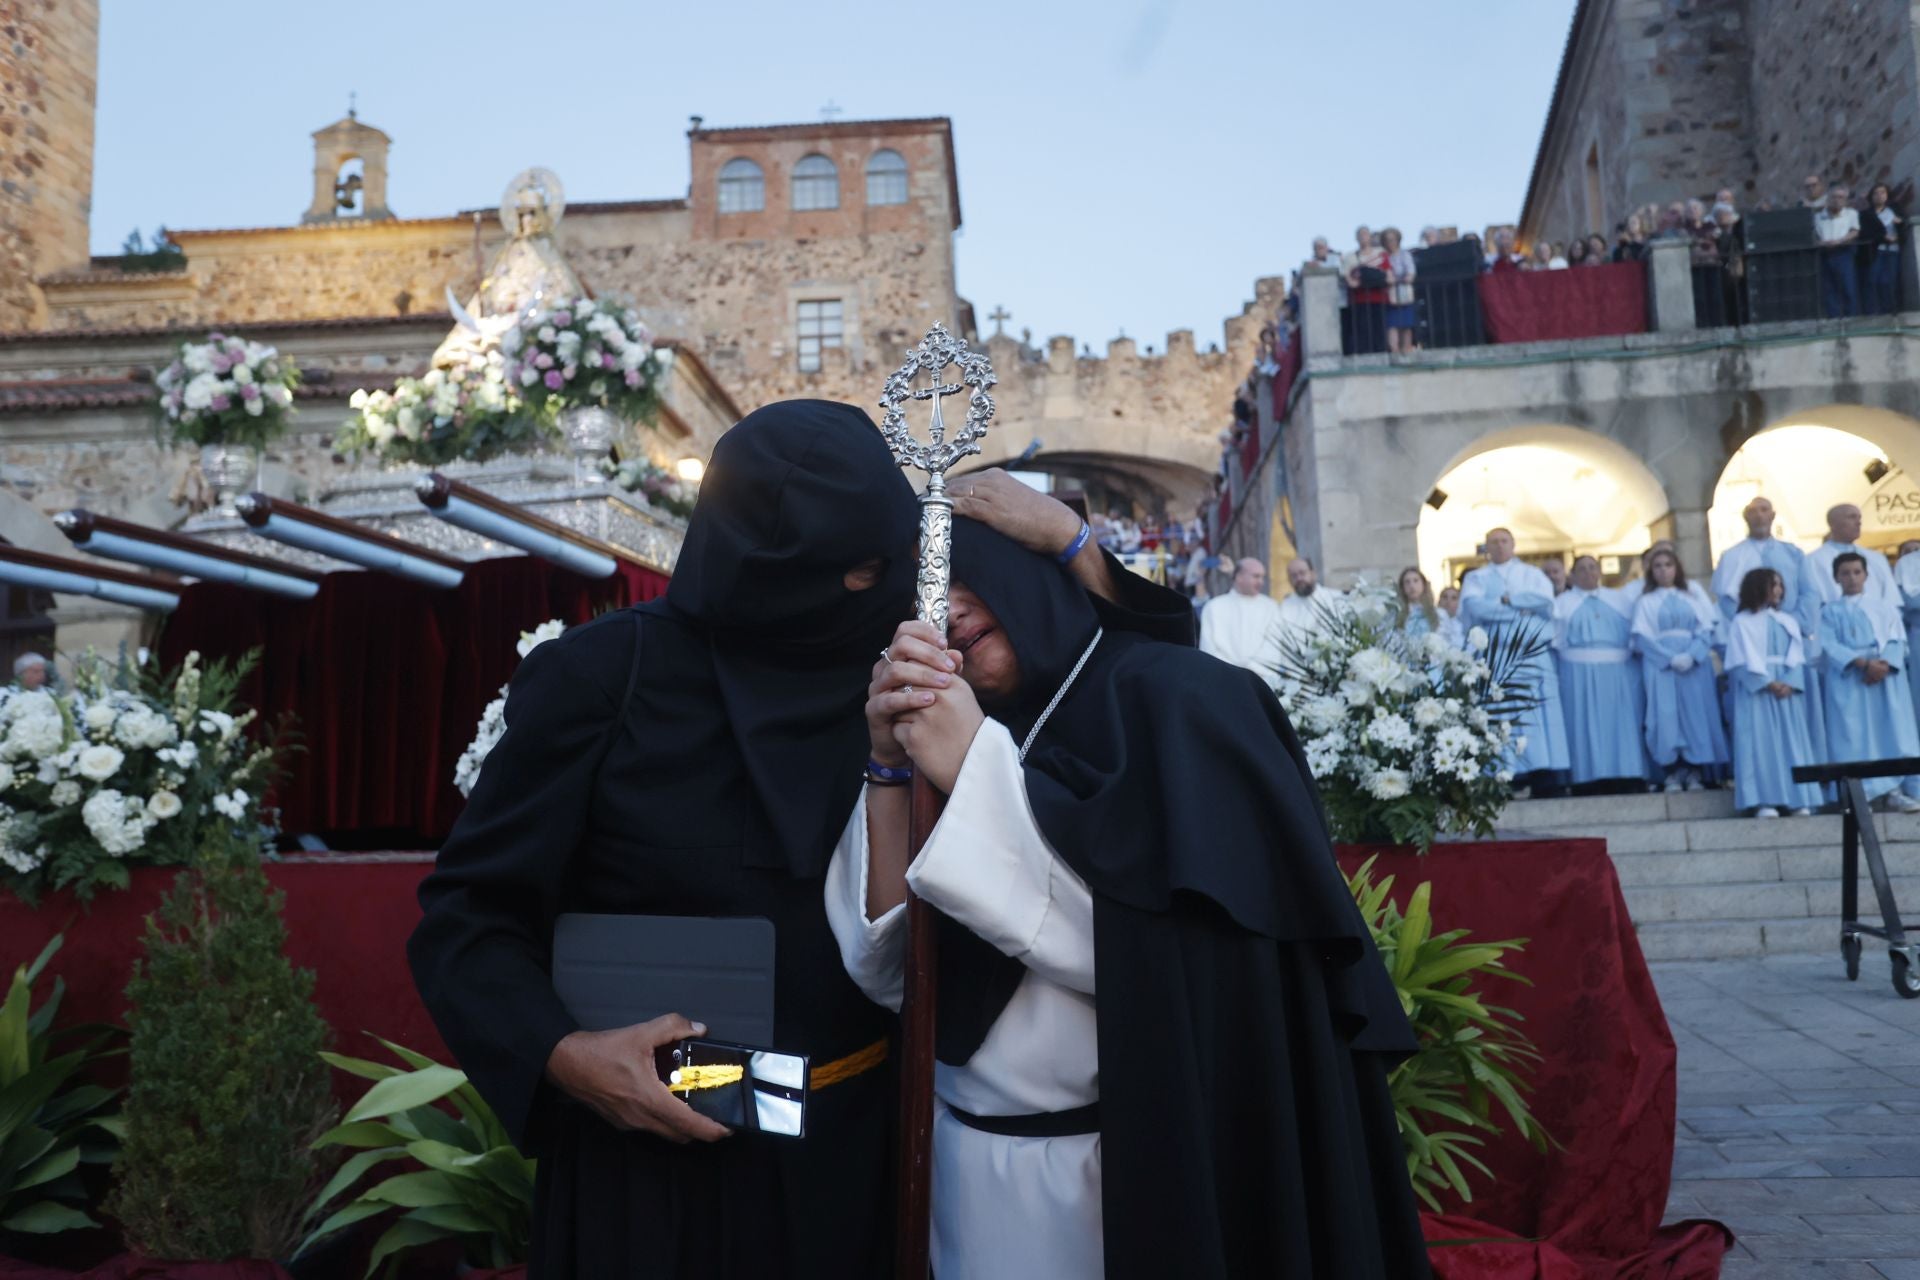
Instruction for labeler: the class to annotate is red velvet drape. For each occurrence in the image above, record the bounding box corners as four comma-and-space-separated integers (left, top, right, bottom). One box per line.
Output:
153, 557, 667, 847
1476, 261, 1649, 344
1338, 841, 1730, 1279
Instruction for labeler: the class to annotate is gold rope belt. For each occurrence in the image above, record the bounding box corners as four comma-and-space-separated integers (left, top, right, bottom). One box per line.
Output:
810, 1037, 888, 1090
668, 1037, 889, 1096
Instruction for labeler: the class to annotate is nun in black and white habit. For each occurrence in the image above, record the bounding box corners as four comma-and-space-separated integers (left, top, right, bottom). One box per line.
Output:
827, 517, 1431, 1279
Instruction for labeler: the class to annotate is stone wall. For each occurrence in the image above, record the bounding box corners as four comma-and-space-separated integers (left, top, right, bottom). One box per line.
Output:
1747, 0, 1920, 200
1527, 0, 1757, 245
0, 0, 97, 330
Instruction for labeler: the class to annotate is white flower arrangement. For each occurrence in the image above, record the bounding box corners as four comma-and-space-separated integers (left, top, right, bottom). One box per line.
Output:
0, 651, 277, 900
502, 296, 662, 424
454, 619, 567, 798
340, 347, 549, 467
153, 331, 299, 450
1277, 580, 1545, 850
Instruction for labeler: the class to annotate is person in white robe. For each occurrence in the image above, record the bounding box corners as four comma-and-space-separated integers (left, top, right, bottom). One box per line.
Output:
1459, 527, 1570, 788
1553, 555, 1649, 787
831, 522, 1429, 1279
1801, 503, 1897, 611
1277, 556, 1348, 646
1631, 547, 1729, 790
1819, 551, 1920, 811
1437, 583, 1466, 648
1198, 556, 1285, 687
1725, 566, 1822, 817
1713, 496, 1827, 765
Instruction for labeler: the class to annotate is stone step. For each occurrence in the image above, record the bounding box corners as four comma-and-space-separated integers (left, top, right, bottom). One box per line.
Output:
1500, 788, 1739, 829
1523, 813, 1920, 852
1633, 916, 1836, 962
1621, 877, 1920, 923
1610, 843, 1920, 886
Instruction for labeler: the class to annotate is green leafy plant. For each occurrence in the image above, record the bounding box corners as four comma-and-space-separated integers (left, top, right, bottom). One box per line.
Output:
296, 1037, 531, 1277
1347, 856, 1551, 1210
105, 829, 337, 1260
0, 936, 124, 1235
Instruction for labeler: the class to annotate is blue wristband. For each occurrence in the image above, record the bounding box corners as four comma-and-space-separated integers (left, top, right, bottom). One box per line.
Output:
1056, 521, 1092, 565
865, 758, 914, 785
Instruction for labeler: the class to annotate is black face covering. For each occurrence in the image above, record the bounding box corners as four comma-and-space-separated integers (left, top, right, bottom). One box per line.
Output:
665, 400, 919, 876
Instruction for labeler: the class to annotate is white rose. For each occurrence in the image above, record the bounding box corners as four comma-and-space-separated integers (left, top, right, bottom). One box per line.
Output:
1468, 626, 1490, 652
75, 743, 125, 781
84, 702, 116, 732
146, 790, 183, 820
50, 780, 80, 806
1367, 768, 1412, 801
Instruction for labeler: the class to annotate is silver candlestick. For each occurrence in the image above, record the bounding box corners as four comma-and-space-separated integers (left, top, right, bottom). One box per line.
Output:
878, 322, 997, 638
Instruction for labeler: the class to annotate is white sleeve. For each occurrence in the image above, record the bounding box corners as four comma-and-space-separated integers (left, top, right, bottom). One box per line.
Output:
823, 791, 907, 1013
906, 719, 1097, 996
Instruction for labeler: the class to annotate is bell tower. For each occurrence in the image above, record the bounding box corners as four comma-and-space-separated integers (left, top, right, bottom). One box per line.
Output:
0, 0, 100, 330
302, 106, 394, 223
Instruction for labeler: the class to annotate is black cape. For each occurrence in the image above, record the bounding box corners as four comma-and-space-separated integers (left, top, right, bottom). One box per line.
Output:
943, 520, 1433, 1280
410, 401, 920, 1279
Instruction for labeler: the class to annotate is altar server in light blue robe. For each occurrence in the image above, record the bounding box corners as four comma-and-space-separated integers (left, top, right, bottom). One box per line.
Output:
1631, 547, 1729, 791
1460, 528, 1570, 790
1394, 566, 1443, 641
1726, 567, 1822, 817
1552, 555, 1649, 787
1895, 540, 1920, 790
1819, 551, 1920, 811
1713, 496, 1827, 763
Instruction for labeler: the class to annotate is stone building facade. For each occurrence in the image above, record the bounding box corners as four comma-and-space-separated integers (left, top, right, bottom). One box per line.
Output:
1522, 0, 1920, 245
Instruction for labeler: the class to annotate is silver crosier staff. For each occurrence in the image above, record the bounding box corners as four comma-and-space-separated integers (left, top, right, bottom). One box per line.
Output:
875, 322, 996, 1279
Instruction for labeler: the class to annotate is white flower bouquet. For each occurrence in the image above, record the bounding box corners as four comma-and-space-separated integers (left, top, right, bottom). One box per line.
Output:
502, 296, 662, 425
1278, 582, 1546, 850
453, 619, 566, 798
340, 347, 549, 467
605, 457, 698, 521
0, 652, 277, 901
153, 331, 299, 451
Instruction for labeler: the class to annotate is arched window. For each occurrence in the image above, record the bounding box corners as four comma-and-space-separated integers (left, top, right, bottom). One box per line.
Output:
717, 158, 765, 214
792, 154, 840, 211
865, 149, 909, 206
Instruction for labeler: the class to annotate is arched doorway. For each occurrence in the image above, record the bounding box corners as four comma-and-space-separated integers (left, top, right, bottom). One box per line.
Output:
1417, 426, 1672, 589
1711, 406, 1920, 560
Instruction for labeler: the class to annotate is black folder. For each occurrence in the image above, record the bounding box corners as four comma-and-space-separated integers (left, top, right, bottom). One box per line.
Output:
551, 913, 776, 1046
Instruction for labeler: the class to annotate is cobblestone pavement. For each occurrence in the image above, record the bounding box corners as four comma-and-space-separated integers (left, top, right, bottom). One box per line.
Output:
1654, 953, 1920, 1277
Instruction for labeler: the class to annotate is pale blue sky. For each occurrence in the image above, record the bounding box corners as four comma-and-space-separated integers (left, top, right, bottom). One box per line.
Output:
93, 0, 1574, 348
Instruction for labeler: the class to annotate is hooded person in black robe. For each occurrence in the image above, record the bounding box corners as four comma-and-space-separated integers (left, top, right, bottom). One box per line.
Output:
409, 404, 1194, 1277
842, 517, 1431, 1279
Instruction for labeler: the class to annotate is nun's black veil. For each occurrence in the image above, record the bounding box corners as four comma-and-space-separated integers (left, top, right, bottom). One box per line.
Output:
665, 399, 919, 876
940, 517, 1430, 1280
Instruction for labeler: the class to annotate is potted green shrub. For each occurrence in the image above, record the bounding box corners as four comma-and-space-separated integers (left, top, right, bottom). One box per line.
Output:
103, 829, 336, 1274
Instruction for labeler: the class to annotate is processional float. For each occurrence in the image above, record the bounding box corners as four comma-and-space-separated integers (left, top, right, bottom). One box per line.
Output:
876, 322, 997, 1277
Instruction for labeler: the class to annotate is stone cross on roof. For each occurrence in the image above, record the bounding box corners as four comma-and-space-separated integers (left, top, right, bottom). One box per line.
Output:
989, 305, 1010, 336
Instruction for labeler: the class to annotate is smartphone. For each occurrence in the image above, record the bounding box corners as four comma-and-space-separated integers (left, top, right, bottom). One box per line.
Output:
654, 1038, 810, 1138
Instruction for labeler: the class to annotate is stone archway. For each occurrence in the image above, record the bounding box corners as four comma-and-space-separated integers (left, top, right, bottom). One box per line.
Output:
1710, 404, 1920, 559
1416, 424, 1674, 588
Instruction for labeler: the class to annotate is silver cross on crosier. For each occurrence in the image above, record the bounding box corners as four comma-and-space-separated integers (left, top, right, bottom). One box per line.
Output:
879, 322, 997, 639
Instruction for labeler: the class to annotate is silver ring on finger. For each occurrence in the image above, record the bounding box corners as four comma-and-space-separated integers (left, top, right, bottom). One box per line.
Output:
880, 646, 892, 663
902, 685, 914, 696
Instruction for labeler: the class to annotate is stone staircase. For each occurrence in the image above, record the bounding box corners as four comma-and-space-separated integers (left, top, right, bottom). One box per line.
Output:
1497, 790, 1920, 962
